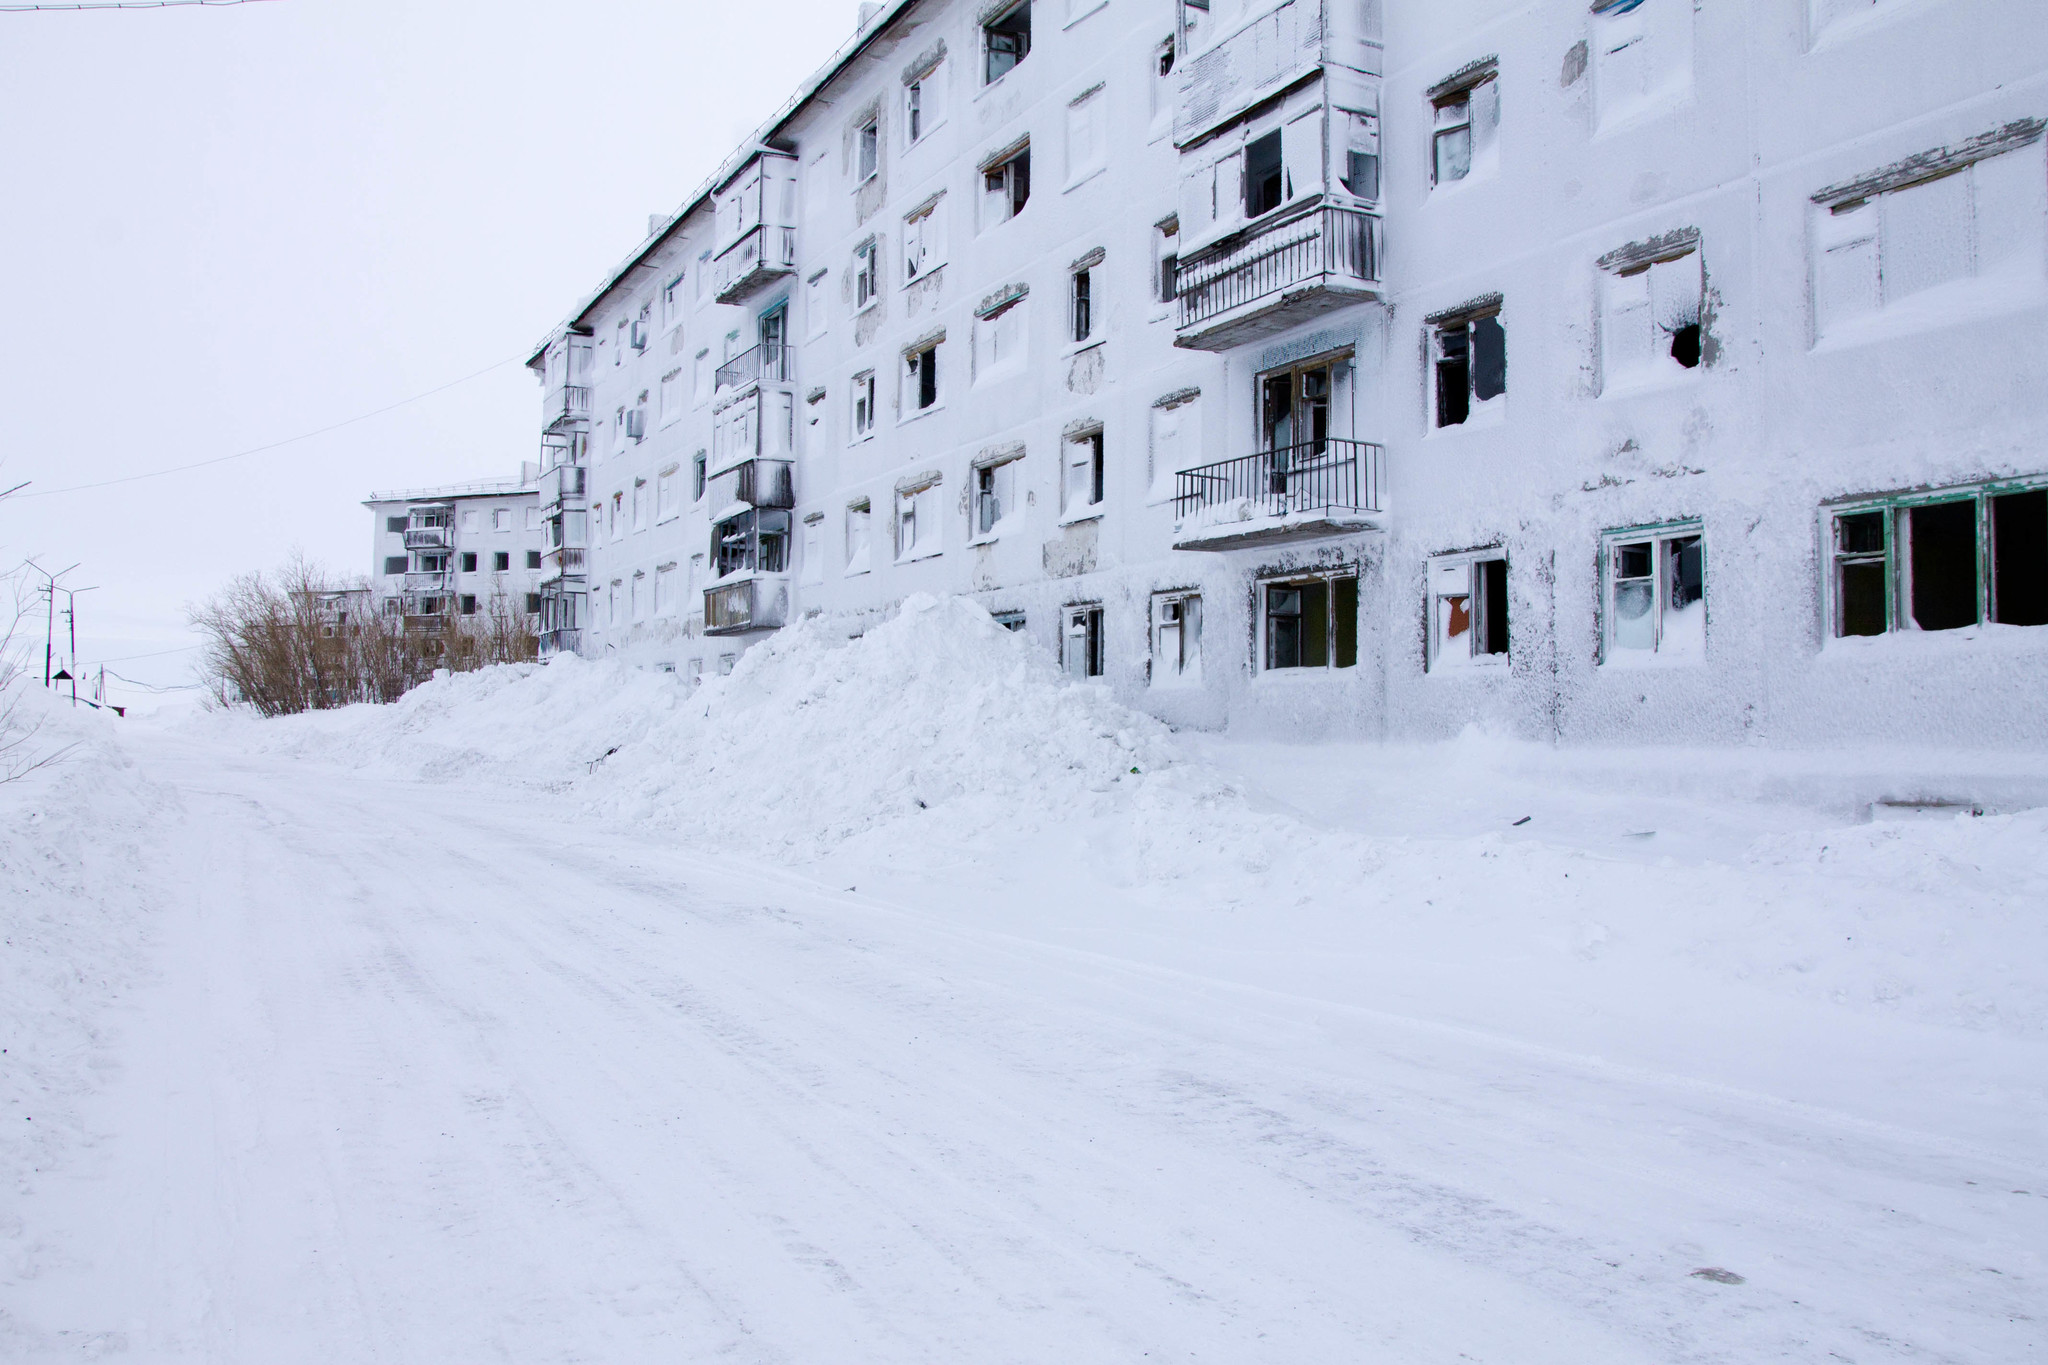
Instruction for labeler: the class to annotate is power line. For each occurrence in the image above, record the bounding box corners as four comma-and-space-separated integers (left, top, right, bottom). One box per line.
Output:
94, 642, 203, 664
15, 356, 521, 499
0, 1, 275, 10
103, 669, 205, 692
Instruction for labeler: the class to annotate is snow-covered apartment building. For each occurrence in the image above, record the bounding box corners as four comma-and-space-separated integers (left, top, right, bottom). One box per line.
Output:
366, 479, 545, 629
527, 0, 2048, 745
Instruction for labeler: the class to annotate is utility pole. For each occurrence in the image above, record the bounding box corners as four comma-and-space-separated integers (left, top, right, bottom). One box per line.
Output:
23, 561, 79, 688
59, 586, 99, 707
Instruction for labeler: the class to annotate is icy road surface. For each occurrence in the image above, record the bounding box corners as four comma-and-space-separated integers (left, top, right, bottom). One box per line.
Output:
7, 729, 2045, 1363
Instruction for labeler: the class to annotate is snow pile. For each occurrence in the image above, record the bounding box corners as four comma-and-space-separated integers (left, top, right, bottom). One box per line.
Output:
0, 684, 178, 1222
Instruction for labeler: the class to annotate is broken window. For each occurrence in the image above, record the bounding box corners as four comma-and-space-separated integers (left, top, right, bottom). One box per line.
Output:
1264, 575, 1359, 671
1602, 524, 1705, 661
982, 144, 1031, 226
1428, 553, 1509, 670
1432, 307, 1506, 427
385, 516, 406, 533
1063, 604, 1105, 679
713, 507, 792, 579
905, 341, 940, 412
845, 500, 872, 574
383, 556, 406, 576
906, 75, 926, 145
1156, 219, 1179, 304
994, 609, 1027, 632
493, 551, 511, 572
1152, 591, 1203, 684
460, 552, 478, 573
1594, 0, 1694, 128
984, 2, 1031, 83
854, 238, 880, 310
1071, 267, 1092, 344
1064, 429, 1105, 517
1338, 109, 1381, 202
527, 550, 542, 570
974, 457, 1019, 538
1244, 129, 1284, 218
904, 200, 944, 282
896, 480, 942, 561
851, 370, 877, 438
693, 450, 708, 499
460, 594, 478, 616
1830, 481, 2048, 636
1602, 245, 1703, 382
975, 297, 1027, 378
857, 116, 880, 183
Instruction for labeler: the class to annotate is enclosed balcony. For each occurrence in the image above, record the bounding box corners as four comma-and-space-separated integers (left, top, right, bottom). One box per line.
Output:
402, 526, 450, 551
540, 461, 587, 511
1172, 437, 1385, 551
703, 575, 789, 636
540, 546, 586, 584
1175, 203, 1382, 351
706, 458, 794, 519
714, 342, 793, 394
712, 150, 799, 305
403, 569, 453, 591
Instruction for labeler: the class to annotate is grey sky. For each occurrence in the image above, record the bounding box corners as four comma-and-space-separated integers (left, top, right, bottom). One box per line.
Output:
0, 0, 862, 698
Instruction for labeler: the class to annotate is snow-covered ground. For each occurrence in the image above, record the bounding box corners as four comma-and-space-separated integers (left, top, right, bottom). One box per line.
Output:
3, 597, 2044, 1362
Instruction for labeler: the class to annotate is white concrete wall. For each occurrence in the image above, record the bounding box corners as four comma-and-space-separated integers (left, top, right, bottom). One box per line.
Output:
367, 489, 545, 619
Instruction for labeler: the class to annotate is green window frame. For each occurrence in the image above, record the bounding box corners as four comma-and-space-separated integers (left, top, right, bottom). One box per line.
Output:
1598, 519, 1706, 663
1824, 476, 2048, 638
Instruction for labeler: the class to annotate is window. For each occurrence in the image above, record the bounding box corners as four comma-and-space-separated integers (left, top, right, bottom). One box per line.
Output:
1244, 129, 1284, 218
662, 272, 686, 332
661, 369, 684, 426
1430, 74, 1498, 187
385, 515, 406, 533
905, 61, 944, 144
906, 79, 925, 144
382, 596, 401, 617
493, 551, 510, 572
1428, 554, 1509, 670
1602, 524, 1705, 661
896, 479, 942, 561
1812, 138, 2047, 339
1147, 391, 1200, 501
857, 116, 880, 183
1828, 481, 2048, 637
1594, 0, 1694, 129
632, 304, 651, 352
852, 370, 877, 439
904, 199, 945, 283
632, 479, 647, 531
1071, 267, 1093, 343
806, 270, 830, 339
713, 508, 791, 578
1601, 242, 1703, 383
657, 466, 680, 521
982, 144, 1031, 227
525, 593, 542, 615
1150, 36, 1176, 129
611, 491, 625, 541
974, 457, 1020, 538
975, 298, 1027, 380
614, 319, 626, 365
460, 551, 478, 573
985, 2, 1031, 83
693, 349, 712, 403
854, 238, 880, 310
994, 610, 1027, 632
905, 341, 940, 413
1432, 306, 1506, 427
1152, 592, 1203, 684
655, 563, 677, 615
626, 405, 647, 442
1338, 109, 1381, 201
383, 555, 406, 576
461, 509, 480, 532
693, 451, 707, 501
1066, 85, 1107, 185
801, 515, 823, 585
460, 594, 479, 616
845, 500, 872, 574
526, 550, 542, 570
629, 572, 644, 622
1155, 218, 1179, 305
1264, 575, 1358, 671
1063, 429, 1105, 516
525, 506, 540, 531
1062, 604, 1104, 679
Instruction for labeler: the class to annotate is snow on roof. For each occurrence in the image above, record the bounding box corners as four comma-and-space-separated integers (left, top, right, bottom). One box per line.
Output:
523, 0, 919, 368
362, 477, 535, 506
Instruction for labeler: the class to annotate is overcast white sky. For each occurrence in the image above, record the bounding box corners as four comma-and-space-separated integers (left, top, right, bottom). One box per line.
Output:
0, 0, 862, 701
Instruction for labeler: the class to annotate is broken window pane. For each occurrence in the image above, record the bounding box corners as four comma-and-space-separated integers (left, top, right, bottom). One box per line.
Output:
1908, 499, 1979, 631
1245, 130, 1284, 218
1266, 585, 1303, 669
1992, 489, 2048, 626
1433, 97, 1472, 185
1612, 541, 1656, 651
1834, 510, 1889, 637
985, 3, 1031, 83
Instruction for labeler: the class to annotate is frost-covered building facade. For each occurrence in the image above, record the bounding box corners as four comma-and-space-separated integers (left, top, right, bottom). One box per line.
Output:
529, 0, 2048, 745
365, 479, 545, 633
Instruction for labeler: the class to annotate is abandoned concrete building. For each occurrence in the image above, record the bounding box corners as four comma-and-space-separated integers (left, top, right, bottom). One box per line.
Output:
524, 0, 2048, 744
364, 479, 545, 633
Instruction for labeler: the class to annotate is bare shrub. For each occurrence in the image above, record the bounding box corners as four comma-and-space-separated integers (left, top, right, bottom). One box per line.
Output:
0, 565, 73, 783
191, 557, 537, 717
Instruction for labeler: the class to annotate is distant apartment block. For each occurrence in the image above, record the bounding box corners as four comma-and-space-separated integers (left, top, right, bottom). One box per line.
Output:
365, 479, 544, 634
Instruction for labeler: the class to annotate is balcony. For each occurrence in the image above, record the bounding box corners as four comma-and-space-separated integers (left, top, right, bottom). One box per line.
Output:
714, 342, 793, 394
1172, 438, 1385, 551
1175, 0, 1332, 146
403, 569, 453, 591
402, 526, 449, 551
539, 627, 582, 656
542, 383, 592, 432
706, 458, 794, 518
704, 575, 788, 636
1174, 204, 1382, 351
540, 546, 586, 584
714, 223, 797, 305
541, 462, 587, 511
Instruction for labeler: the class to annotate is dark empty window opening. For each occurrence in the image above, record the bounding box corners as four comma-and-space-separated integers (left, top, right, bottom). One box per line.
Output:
1670, 323, 1702, 369
1993, 489, 2048, 626
1072, 268, 1093, 343
1909, 500, 1978, 632
1158, 36, 1175, 78
985, 3, 1031, 83
908, 345, 939, 410
527, 550, 543, 570
525, 593, 543, 615
385, 516, 406, 533
1434, 311, 1505, 428
1245, 130, 1284, 218
1265, 576, 1359, 670
1159, 251, 1178, 303
693, 452, 708, 500
1834, 510, 1890, 637
984, 147, 1031, 221
1479, 557, 1508, 656
459, 594, 479, 616
460, 552, 478, 573
493, 551, 511, 572
383, 556, 406, 576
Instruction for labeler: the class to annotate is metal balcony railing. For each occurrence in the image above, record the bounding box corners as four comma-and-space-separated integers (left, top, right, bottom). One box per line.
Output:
1174, 438, 1384, 524
714, 223, 798, 304
714, 342, 793, 393
543, 383, 592, 431
1176, 205, 1382, 335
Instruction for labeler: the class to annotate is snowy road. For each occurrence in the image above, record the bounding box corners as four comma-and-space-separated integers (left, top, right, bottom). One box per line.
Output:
9, 732, 2045, 1362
